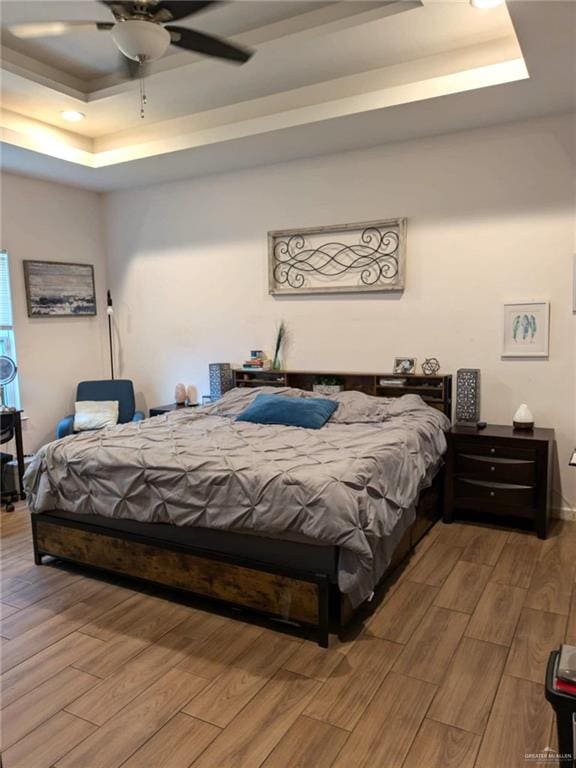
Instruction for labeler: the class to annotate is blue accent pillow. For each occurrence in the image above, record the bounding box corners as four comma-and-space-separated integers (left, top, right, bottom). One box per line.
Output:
236, 394, 338, 429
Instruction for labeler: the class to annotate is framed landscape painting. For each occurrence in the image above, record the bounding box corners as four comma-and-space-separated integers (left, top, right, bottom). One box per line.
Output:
502, 301, 549, 358
23, 260, 96, 317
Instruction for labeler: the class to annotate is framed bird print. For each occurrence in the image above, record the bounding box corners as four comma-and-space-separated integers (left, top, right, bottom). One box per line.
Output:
502, 301, 549, 358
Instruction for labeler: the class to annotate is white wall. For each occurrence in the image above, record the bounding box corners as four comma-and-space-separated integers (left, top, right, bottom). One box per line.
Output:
1, 173, 108, 451
105, 113, 575, 512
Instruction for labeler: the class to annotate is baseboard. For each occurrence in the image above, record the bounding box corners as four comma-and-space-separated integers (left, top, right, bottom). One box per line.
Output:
552, 506, 576, 521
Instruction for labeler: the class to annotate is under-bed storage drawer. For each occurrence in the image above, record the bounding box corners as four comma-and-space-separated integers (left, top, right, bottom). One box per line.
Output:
410, 476, 443, 546
34, 518, 322, 628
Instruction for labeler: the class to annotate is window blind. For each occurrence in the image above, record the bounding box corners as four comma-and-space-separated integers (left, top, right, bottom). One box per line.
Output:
0, 250, 13, 327
0, 251, 20, 409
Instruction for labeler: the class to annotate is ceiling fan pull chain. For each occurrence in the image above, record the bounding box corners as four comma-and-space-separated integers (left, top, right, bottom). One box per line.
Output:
138, 56, 147, 119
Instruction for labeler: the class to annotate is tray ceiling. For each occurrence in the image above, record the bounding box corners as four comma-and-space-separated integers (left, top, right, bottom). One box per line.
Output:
0, 0, 573, 190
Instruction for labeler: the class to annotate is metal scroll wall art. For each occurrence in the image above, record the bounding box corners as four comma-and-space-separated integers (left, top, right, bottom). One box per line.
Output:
268, 218, 406, 295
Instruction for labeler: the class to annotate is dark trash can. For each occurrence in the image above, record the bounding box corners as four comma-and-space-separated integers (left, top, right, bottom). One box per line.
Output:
545, 650, 576, 767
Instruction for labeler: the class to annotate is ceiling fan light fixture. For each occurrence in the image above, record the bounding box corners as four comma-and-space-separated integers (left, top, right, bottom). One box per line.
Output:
61, 110, 86, 122
111, 20, 171, 62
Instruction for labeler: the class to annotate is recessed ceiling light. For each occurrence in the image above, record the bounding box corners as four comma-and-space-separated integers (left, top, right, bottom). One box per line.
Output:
471, 0, 504, 8
60, 110, 85, 123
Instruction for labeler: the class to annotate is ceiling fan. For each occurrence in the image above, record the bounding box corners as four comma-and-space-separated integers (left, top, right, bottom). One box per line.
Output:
9, 1, 254, 75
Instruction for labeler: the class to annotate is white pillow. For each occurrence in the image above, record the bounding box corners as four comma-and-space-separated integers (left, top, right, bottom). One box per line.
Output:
73, 400, 119, 432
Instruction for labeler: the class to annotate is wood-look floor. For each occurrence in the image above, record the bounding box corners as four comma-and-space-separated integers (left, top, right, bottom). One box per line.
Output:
1, 505, 575, 768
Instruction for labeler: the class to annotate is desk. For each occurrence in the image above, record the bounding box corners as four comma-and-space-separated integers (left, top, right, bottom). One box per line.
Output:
0, 410, 26, 500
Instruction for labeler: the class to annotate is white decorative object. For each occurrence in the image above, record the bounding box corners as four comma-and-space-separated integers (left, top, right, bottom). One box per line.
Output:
502, 301, 550, 358
186, 385, 196, 405
268, 218, 406, 295
174, 383, 186, 404
513, 403, 534, 430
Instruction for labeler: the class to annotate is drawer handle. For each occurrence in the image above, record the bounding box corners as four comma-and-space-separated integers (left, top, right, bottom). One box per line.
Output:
491, 466, 495, 472
490, 491, 495, 497
490, 448, 496, 454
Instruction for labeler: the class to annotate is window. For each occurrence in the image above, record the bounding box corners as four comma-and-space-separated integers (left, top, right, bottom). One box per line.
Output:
0, 251, 20, 409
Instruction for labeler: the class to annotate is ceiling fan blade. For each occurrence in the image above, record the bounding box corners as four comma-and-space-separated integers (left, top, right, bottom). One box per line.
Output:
165, 25, 252, 63
9, 21, 114, 39
154, 1, 217, 22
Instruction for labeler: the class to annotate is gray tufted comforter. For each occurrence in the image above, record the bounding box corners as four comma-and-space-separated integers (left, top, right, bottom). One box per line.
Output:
25, 388, 449, 605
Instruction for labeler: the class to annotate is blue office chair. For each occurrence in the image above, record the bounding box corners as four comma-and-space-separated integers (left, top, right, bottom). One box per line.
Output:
56, 379, 145, 439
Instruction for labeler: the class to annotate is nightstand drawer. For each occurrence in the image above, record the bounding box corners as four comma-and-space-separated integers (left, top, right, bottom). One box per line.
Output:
453, 440, 536, 462
455, 478, 535, 511
455, 452, 535, 484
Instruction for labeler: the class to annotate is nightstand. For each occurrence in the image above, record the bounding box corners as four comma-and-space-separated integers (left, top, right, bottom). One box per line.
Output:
443, 424, 554, 539
149, 403, 199, 417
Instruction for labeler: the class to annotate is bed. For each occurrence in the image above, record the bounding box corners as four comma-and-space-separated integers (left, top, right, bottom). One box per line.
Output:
25, 375, 451, 647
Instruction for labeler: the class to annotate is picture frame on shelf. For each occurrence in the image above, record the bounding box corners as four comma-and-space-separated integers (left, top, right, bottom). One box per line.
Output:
393, 357, 417, 375
502, 301, 550, 358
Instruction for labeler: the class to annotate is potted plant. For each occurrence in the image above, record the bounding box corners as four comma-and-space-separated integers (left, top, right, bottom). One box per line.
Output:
313, 375, 344, 395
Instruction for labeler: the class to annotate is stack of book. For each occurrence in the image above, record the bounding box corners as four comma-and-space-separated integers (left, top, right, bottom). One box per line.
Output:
379, 378, 406, 387
555, 645, 576, 695
243, 350, 271, 370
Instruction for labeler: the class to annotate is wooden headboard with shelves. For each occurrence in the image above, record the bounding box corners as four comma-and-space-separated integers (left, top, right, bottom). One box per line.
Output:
232, 369, 452, 417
